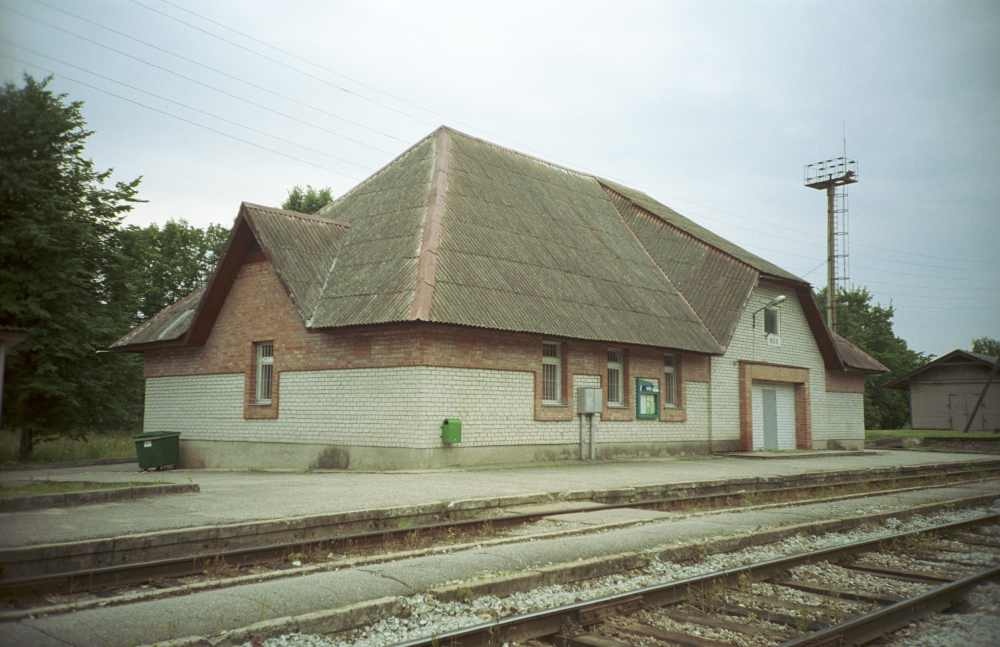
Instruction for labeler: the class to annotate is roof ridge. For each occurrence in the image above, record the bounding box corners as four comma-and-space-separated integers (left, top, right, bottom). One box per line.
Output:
408, 127, 451, 320
317, 128, 439, 216
242, 202, 349, 227
439, 125, 597, 181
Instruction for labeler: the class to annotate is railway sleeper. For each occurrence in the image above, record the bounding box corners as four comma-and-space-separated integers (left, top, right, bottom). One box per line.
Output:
841, 563, 958, 583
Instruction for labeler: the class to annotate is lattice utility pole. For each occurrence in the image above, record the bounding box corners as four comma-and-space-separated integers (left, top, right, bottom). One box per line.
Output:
804, 155, 858, 332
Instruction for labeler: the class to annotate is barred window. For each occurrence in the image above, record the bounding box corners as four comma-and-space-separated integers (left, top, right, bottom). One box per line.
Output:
664, 353, 678, 407
542, 341, 561, 404
254, 341, 274, 404
607, 349, 624, 406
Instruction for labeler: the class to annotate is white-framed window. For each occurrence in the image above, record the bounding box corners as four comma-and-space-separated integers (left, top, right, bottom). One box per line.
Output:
254, 341, 274, 404
607, 349, 624, 406
663, 353, 678, 407
542, 341, 562, 404
764, 307, 780, 336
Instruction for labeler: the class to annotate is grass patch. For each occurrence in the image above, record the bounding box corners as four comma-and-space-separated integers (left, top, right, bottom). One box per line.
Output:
0, 480, 155, 498
867, 429, 1000, 441
0, 430, 135, 466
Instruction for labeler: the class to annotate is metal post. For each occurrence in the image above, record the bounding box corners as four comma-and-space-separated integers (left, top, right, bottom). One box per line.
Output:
587, 413, 597, 461
826, 185, 836, 332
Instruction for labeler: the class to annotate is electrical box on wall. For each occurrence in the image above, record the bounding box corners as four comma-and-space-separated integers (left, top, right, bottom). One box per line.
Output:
576, 387, 602, 414
635, 378, 659, 420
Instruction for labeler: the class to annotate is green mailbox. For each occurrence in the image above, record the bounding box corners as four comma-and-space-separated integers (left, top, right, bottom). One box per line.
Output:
441, 418, 462, 444
635, 378, 660, 420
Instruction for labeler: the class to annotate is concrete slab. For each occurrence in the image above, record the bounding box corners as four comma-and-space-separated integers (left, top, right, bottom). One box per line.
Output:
542, 507, 674, 525
10, 567, 409, 647
361, 551, 516, 590
503, 500, 607, 515
1, 450, 998, 548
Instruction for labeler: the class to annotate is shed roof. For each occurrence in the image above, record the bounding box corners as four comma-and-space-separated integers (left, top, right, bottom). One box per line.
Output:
112, 126, 884, 373
886, 349, 999, 388
830, 331, 890, 374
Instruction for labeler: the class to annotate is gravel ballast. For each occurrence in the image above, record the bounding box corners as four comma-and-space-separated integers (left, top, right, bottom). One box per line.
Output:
246, 505, 998, 647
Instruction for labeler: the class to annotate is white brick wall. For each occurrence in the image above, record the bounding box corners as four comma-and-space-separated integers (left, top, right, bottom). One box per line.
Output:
710, 284, 864, 447
144, 368, 442, 448
144, 367, 711, 449
428, 371, 710, 447
825, 391, 865, 441
144, 284, 864, 451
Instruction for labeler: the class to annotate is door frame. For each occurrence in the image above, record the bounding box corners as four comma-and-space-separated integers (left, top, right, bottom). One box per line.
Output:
739, 361, 811, 451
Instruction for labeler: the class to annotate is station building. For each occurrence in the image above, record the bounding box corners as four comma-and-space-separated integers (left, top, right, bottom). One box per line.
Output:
113, 127, 886, 470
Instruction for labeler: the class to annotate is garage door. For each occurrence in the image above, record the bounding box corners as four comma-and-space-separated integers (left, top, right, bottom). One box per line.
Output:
751, 381, 796, 450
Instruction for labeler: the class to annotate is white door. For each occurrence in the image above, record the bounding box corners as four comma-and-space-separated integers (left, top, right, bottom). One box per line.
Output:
751, 381, 796, 450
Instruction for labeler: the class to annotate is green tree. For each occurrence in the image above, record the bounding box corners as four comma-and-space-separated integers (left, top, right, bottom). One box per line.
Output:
0, 76, 142, 458
971, 336, 1000, 358
282, 185, 333, 213
113, 220, 229, 324
817, 287, 930, 429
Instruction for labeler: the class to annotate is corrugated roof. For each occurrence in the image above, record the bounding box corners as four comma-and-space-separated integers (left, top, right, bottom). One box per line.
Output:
242, 203, 349, 319
110, 286, 203, 348
115, 125, 882, 369
424, 129, 721, 352
111, 203, 348, 349
604, 187, 758, 348
307, 135, 434, 327
830, 331, 889, 373
599, 178, 802, 282
887, 349, 998, 388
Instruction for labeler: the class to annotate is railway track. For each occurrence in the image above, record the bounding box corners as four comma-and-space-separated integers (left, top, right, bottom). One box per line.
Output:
3, 464, 999, 601
385, 513, 1000, 647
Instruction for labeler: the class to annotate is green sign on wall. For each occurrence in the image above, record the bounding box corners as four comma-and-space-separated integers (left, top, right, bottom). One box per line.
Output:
635, 378, 660, 420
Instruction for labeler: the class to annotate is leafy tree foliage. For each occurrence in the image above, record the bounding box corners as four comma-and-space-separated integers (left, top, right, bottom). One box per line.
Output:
817, 287, 930, 429
282, 185, 333, 214
0, 76, 142, 457
112, 220, 229, 325
971, 336, 1000, 358
1, 76, 231, 460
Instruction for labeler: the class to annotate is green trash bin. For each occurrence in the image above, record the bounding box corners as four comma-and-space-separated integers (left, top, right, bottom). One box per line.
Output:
134, 431, 181, 471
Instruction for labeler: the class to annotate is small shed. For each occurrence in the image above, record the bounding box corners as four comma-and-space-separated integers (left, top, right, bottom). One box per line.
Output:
888, 350, 1000, 431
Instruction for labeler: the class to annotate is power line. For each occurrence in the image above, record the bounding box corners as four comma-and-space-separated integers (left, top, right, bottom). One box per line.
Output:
156, 0, 445, 123
677, 199, 993, 275
2, 3, 391, 161
3, 54, 350, 177
33, 0, 407, 146
667, 188, 994, 268
130, 0, 432, 125
5, 41, 365, 175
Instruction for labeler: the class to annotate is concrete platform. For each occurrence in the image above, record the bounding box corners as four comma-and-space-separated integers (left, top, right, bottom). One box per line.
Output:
0, 450, 998, 548
3, 479, 999, 647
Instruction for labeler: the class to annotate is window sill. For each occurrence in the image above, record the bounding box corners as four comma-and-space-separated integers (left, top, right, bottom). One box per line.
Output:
607, 403, 626, 409
541, 401, 567, 407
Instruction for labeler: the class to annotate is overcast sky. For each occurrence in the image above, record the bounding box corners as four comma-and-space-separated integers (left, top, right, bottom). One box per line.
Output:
2, 0, 997, 356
